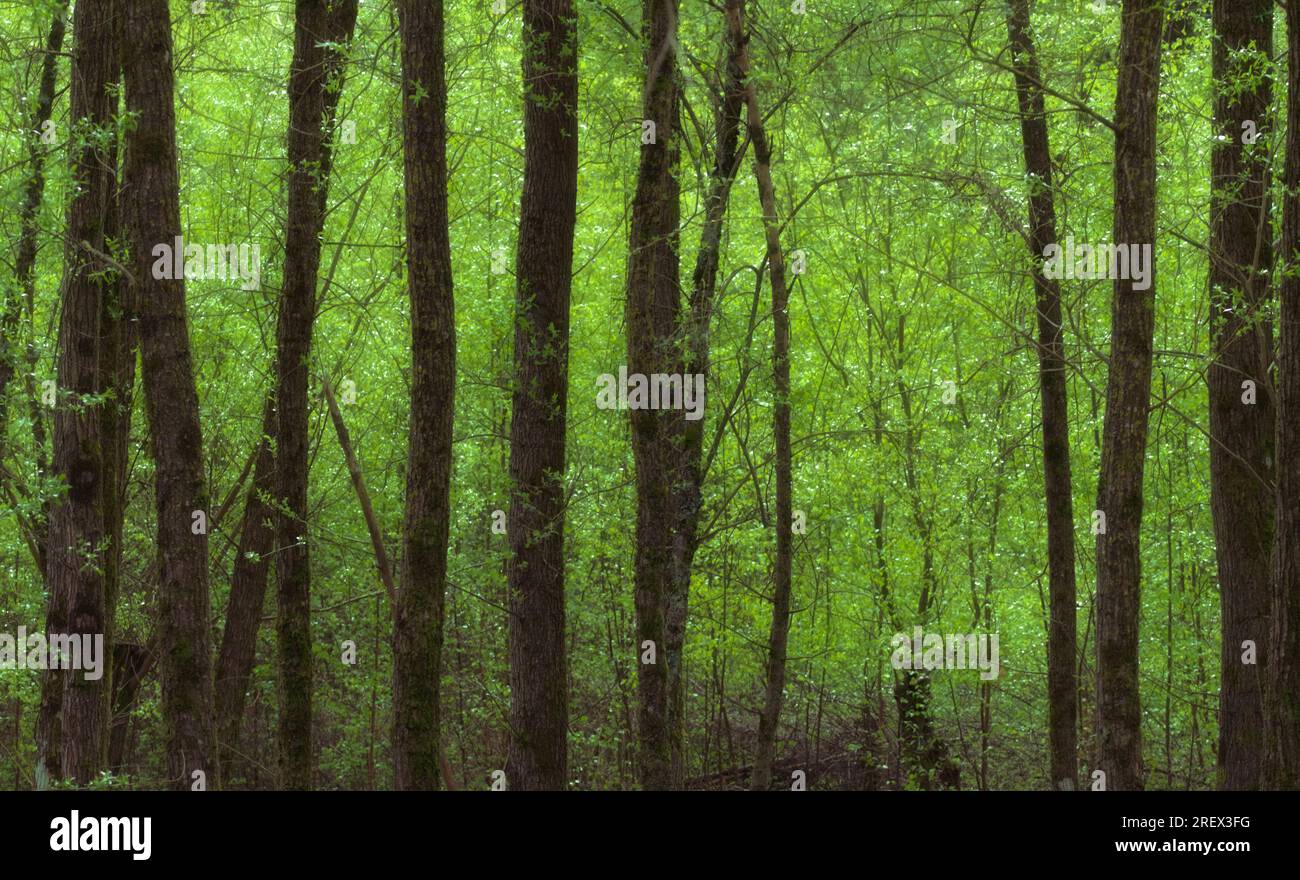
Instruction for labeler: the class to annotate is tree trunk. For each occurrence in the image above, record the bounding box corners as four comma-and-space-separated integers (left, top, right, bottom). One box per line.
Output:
626, 0, 682, 791
666, 0, 749, 790
1006, 0, 1079, 792
214, 395, 277, 781
273, 0, 358, 791
1, 2, 65, 480
505, 0, 579, 792
1267, 0, 1300, 791
394, 0, 455, 791
1209, 0, 1273, 792
1095, 0, 1164, 792
121, 0, 217, 791
744, 38, 795, 794
108, 641, 154, 774
39, 0, 117, 787
96, 71, 135, 783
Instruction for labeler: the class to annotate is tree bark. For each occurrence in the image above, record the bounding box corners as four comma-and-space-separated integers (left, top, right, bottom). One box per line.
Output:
505, 0, 579, 792
744, 37, 795, 794
1006, 0, 1079, 792
214, 395, 277, 780
666, 0, 749, 789
394, 0, 455, 791
121, 0, 217, 791
1209, 0, 1273, 792
273, 0, 358, 791
627, 0, 682, 791
1095, 0, 1164, 792
1267, 0, 1300, 791
39, 0, 117, 787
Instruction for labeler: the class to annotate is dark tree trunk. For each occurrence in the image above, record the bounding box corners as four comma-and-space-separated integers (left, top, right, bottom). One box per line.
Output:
1209, 0, 1273, 792
744, 39, 795, 794
1267, 0, 1300, 791
394, 0, 455, 791
505, 0, 579, 792
666, 0, 749, 789
1, 2, 65, 482
107, 641, 154, 774
39, 0, 117, 787
214, 396, 277, 780
273, 0, 358, 791
1095, 0, 1164, 792
1006, 0, 1079, 792
95, 70, 134, 784
627, 0, 682, 791
121, 0, 217, 791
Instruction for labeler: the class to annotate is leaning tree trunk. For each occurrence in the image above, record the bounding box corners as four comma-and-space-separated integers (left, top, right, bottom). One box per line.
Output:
626, 0, 682, 792
121, 0, 218, 791
744, 33, 795, 795
1208, 0, 1274, 792
214, 395, 277, 781
273, 0, 358, 791
1267, 0, 1300, 791
394, 0, 455, 791
1006, 0, 1079, 792
505, 0, 579, 791
1095, 0, 1164, 793
39, 0, 117, 787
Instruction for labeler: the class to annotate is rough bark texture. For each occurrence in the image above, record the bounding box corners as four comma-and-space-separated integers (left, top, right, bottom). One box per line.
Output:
1268, 0, 1300, 792
666, 0, 748, 789
627, 0, 682, 791
121, 0, 217, 791
505, 0, 578, 792
92, 73, 133, 785
394, 0, 455, 791
214, 396, 277, 779
1006, 0, 1079, 792
745, 45, 795, 794
1095, 0, 1163, 792
273, 0, 358, 791
1209, 0, 1273, 792
39, 0, 117, 787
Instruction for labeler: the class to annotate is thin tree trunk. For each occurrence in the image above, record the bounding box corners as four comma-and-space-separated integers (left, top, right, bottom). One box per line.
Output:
1, 2, 65, 486
1095, 0, 1164, 792
39, 0, 117, 787
108, 641, 154, 773
626, 0, 682, 791
273, 0, 358, 791
1267, 0, 1300, 791
121, 0, 217, 791
505, 0, 579, 792
323, 380, 397, 607
666, 0, 749, 789
1006, 0, 1079, 792
214, 395, 277, 780
1209, 0, 1273, 792
394, 0, 455, 791
745, 34, 795, 794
